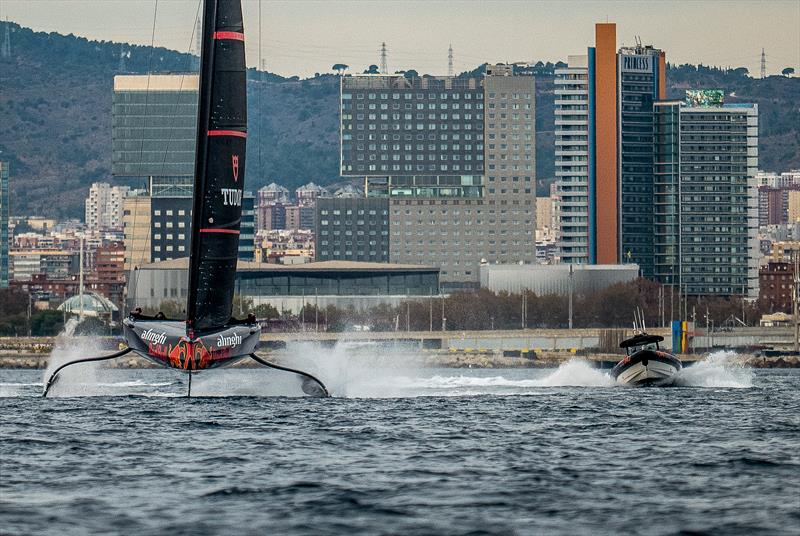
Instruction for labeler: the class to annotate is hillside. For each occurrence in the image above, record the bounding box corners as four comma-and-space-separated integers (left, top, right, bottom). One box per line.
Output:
0, 21, 798, 219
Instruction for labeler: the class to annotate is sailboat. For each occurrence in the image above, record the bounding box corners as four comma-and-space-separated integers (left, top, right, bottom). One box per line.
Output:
43, 0, 328, 397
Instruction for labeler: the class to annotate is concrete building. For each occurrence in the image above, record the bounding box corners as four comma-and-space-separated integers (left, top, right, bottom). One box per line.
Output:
759, 261, 794, 313
256, 183, 290, 231
480, 263, 639, 295
285, 204, 315, 231
789, 190, 800, 223
129, 258, 440, 313
316, 197, 390, 262
122, 193, 151, 271
554, 55, 589, 263
148, 176, 255, 262
92, 242, 126, 308
9, 250, 78, 281
85, 182, 130, 230
556, 24, 666, 271
653, 97, 759, 298
0, 161, 8, 288
296, 182, 328, 205
259, 203, 287, 231
759, 186, 789, 226
336, 66, 536, 287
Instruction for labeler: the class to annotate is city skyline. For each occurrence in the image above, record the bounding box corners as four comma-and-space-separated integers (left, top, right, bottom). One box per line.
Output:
2, 0, 798, 78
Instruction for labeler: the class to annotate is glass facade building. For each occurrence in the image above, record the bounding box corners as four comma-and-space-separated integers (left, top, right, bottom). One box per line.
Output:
617, 46, 664, 277
112, 74, 198, 179
653, 101, 759, 297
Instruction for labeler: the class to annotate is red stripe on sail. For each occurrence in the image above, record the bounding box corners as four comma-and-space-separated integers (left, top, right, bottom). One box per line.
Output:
199, 228, 240, 235
213, 31, 244, 41
207, 130, 247, 138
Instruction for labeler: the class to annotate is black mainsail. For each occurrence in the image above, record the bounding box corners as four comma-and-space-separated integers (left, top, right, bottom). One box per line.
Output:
187, 0, 248, 333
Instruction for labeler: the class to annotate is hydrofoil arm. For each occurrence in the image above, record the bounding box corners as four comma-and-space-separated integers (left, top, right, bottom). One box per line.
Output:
249, 353, 329, 397
43, 347, 133, 397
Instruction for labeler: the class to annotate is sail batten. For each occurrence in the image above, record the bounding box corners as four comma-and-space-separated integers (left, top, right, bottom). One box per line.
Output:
186, 0, 247, 333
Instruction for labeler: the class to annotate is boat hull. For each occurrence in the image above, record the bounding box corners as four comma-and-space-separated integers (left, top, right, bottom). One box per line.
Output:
122, 318, 260, 371
611, 349, 682, 387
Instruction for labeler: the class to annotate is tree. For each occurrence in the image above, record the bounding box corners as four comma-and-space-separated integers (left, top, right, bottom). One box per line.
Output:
253, 303, 279, 320
30, 310, 65, 336
363, 64, 379, 74
403, 69, 419, 79
782, 67, 795, 77
331, 63, 349, 75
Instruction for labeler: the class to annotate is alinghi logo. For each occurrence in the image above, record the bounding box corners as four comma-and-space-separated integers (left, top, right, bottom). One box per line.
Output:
140, 329, 167, 345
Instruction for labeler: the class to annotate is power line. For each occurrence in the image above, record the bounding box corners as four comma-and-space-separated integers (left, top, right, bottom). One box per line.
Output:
447, 43, 453, 76
380, 41, 387, 74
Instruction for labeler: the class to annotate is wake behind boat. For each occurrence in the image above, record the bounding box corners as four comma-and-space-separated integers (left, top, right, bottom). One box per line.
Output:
611, 333, 683, 387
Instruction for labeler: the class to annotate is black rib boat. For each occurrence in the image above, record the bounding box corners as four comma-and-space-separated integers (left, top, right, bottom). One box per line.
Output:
43, 0, 327, 397
611, 333, 683, 387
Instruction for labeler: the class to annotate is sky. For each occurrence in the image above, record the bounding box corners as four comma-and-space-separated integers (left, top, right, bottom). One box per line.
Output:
2, 0, 798, 78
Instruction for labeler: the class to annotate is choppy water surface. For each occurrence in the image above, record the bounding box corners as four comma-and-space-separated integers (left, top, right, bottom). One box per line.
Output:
1, 350, 799, 535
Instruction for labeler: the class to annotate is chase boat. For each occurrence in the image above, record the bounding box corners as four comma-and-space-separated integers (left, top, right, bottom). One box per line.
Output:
611, 333, 683, 387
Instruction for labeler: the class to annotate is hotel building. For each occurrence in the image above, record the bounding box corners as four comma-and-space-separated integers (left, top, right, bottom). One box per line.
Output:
332, 65, 536, 287
555, 23, 665, 273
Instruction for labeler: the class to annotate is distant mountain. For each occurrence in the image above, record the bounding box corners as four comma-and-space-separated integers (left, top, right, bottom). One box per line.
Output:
1, 21, 798, 219
0, 21, 339, 218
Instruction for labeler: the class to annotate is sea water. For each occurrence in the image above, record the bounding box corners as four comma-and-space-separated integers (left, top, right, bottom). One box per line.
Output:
0, 347, 798, 535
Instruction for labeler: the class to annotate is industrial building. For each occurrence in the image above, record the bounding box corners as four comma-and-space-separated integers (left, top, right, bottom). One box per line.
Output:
128, 258, 440, 313
480, 263, 640, 295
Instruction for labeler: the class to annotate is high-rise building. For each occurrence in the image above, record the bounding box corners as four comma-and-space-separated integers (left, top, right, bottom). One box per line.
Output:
296, 182, 329, 206
556, 23, 665, 272
554, 55, 590, 263
653, 97, 759, 298
256, 183, 290, 231
617, 44, 666, 276
758, 186, 789, 226
112, 74, 198, 180
85, 182, 130, 230
335, 66, 535, 286
0, 161, 9, 288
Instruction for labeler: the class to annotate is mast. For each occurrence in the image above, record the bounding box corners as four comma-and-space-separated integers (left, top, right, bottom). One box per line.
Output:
186, 0, 248, 334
